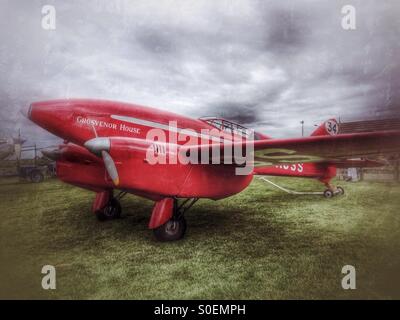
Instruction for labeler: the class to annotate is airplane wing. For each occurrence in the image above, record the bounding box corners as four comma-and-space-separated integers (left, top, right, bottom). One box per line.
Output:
180, 130, 400, 166
75, 131, 399, 186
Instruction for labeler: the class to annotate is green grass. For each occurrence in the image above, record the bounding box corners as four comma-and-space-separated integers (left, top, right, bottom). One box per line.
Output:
0, 176, 399, 299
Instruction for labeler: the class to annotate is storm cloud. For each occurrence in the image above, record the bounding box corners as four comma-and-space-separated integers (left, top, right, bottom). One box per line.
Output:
0, 0, 399, 147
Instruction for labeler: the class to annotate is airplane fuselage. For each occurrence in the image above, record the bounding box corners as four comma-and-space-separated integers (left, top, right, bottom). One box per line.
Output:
29, 99, 253, 200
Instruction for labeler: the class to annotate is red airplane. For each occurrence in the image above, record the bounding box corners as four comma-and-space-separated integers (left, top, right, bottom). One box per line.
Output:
27, 99, 400, 241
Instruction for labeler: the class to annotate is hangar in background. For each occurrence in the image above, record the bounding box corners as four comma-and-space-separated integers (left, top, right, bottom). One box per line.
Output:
339, 118, 400, 182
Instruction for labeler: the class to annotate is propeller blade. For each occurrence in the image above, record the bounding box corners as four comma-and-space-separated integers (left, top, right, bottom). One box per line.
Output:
101, 150, 119, 186
84, 137, 119, 185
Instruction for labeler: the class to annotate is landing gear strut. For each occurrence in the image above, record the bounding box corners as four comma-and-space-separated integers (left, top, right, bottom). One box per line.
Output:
153, 216, 187, 242
95, 191, 127, 221
323, 183, 345, 198
96, 198, 121, 221
153, 198, 198, 242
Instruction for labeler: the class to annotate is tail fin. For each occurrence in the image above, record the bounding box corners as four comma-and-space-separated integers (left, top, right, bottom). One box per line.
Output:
311, 119, 339, 136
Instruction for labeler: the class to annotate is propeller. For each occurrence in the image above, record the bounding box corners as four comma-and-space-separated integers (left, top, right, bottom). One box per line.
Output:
84, 137, 120, 186
101, 149, 120, 186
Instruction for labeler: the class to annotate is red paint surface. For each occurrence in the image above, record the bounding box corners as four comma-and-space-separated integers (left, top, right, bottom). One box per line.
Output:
92, 190, 112, 213
148, 198, 174, 229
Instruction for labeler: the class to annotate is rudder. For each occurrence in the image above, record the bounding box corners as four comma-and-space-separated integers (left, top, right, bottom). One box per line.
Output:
311, 119, 339, 136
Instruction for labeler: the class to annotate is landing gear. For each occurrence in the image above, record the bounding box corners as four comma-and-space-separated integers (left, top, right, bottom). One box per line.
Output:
95, 198, 121, 221
336, 186, 344, 195
323, 189, 334, 198
94, 191, 127, 221
153, 216, 187, 241
323, 183, 345, 198
152, 198, 198, 242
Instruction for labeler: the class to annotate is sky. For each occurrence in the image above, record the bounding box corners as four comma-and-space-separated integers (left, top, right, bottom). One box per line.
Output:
0, 0, 399, 149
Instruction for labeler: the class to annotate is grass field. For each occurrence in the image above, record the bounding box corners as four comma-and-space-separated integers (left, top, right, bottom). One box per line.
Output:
0, 176, 399, 299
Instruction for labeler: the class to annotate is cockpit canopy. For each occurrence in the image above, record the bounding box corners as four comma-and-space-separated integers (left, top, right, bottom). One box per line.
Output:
199, 116, 254, 139
199, 117, 268, 140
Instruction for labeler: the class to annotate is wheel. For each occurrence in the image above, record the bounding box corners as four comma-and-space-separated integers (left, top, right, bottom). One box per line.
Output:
336, 186, 344, 195
153, 217, 187, 242
323, 189, 333, 198
30, 170, 44, 183
95, 198, 122, 221
47, 164, 56, 177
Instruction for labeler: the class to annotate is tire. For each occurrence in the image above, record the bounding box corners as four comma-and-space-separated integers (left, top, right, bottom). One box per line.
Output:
323, 189, 333, 198
153, 217, 187, 242
337, 186, 344, 195
95, 198, 122, 221
30, 170, 44, 183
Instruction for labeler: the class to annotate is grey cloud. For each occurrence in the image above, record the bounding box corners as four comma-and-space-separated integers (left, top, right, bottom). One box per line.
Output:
205, 102, 260, 125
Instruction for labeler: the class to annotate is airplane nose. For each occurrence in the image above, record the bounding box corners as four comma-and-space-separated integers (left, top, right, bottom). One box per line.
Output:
20, 104, 32, 119
27, 101, 60, 125
26, 101, 62, 134
26, 99, 85, 145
